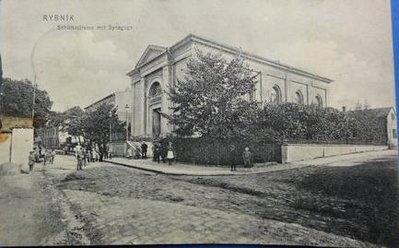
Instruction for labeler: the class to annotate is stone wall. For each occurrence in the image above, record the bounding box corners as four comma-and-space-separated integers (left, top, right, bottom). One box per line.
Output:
281, 143, 388, 163
10, 128, 34, 166
0, 133, 12, 164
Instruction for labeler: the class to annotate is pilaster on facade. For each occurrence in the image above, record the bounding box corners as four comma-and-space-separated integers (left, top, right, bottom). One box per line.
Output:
284, 73, 289, 102
161, 65, 172, 135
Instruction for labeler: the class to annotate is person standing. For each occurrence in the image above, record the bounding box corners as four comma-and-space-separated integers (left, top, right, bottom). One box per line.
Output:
160, 141, 167, 163
28, 151, 35, 173
51, 150, 56, 164
45, 150, 52, 165
127, 147, 133, 159
89, 149, 94, 163
153, 143, 161, 163
166, 142, 175, 165
76, 147, 83, 170
43, 150, 48, 165
83, 148, 87, 167
242, 147, 253, 168
229, 144, 237, 172
108, 146, 113, 160
141, 142, 148, 159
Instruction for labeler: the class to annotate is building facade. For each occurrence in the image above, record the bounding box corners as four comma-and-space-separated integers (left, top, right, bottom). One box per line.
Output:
85, 89, 132, 127
359, 107, 397, 147
127, 34, 333, 140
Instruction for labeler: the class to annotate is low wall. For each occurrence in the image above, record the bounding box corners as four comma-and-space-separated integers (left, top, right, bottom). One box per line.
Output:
11, 128, 34, 166
0, 133, 11, 164
110, 142, 127, 157
110, 141, 154, 158
281, 144, 388, 163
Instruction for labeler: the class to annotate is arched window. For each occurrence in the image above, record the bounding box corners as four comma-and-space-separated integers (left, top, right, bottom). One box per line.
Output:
270, 85, 282, 104
149, 82, 162, 97
295, 90, 304, 105
315, 95, 323, 107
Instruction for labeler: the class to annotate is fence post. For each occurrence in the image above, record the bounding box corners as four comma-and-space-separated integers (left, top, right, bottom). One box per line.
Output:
217, 139, 220, 166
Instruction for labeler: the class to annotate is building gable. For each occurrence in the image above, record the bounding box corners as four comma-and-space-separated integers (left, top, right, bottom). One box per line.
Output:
135, 45, 167, 69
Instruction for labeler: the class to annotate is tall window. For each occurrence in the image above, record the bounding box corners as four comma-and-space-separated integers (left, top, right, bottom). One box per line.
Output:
270, 85, 282, 104
315, 95, 323, 107
295, 90, 304, 105
149, 82, 162, 97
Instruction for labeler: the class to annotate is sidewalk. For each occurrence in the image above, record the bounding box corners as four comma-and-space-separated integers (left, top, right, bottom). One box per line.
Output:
104, 149, 397, 176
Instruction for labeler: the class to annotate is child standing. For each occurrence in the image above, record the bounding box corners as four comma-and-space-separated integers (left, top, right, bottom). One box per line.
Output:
51, 150, 56, 164
28, 151, 35, 173
166, 142, 174, 165
229, 145, 237, 172
242, 147, 253, 168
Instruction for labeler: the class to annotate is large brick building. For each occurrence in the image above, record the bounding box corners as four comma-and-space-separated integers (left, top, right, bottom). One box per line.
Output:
127, 34, 333, 140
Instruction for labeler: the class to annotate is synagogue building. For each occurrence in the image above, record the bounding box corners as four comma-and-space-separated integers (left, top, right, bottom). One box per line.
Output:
127, 34, 333, 140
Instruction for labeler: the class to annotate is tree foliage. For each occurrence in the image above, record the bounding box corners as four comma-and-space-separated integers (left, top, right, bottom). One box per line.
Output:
167, 50, 259, 139
1, 78, 53, 128
259, 103, 354, 144
75, 103, 126, 158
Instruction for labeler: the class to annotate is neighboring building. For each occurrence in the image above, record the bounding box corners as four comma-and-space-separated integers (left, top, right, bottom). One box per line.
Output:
357, 107, 397, 148
37, 126, 60, 148
85, 88, 132, 127
127, 34, 333, 140
0, 116, 34, 165
36, 106, 84, 150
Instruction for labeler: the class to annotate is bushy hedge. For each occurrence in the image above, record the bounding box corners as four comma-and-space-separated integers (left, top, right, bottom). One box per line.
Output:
259, 103, 388, 145
168, 103, 388, 166
171, 136, 281, 165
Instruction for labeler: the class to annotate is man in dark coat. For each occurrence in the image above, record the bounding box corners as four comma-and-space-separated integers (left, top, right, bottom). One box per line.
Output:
160, 139, 168, 163
152, 143, 161, 163
229, 144, 237, 171
141, 142, 148, 159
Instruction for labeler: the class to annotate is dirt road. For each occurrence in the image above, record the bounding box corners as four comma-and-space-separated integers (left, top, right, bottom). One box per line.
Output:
1, 153, 394, 246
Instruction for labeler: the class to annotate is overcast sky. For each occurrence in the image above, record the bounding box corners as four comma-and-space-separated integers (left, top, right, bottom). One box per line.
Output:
0, 0, 395, 111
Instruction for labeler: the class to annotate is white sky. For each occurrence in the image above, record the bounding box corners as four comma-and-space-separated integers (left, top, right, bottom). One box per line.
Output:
0, 0, 395, 111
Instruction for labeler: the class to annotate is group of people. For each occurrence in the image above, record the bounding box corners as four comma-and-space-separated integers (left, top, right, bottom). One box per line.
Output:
229, 145, 254, 171
27, 148, 56, 173
75, 145, 100, 170
126, 141, 175, 165
152, 141, 175, 165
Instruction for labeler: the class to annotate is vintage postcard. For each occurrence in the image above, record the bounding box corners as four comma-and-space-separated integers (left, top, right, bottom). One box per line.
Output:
0, 0, 397, 246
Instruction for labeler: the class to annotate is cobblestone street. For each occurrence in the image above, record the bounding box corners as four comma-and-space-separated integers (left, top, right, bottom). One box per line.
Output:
1, 152, 397, 246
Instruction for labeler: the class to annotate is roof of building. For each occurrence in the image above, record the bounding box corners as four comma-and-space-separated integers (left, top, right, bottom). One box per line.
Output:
63, 106, 84, 116
0, 116, 33, 133
348, 107, 394, 118
134, 45, 167, 69
128, 34, 333, 83
84, 93, 115, 110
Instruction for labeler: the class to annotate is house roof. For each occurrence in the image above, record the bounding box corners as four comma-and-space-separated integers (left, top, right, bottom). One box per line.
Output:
349, 107, 394, 118
128, 34, 333, 83
0, 116, 33, 133
84, 93, 115, 110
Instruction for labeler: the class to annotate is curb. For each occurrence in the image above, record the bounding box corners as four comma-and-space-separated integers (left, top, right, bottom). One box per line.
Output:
103, 159, 302, 176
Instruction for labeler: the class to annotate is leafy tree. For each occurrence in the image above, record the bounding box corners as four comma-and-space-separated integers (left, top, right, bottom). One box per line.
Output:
47, 106, 84, 130
167, 50, 259, 139
1, 78, 52, 128
81, 103, 125, 160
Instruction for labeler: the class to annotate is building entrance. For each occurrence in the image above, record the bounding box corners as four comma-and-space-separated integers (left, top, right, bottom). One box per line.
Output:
152, 108, 161, 138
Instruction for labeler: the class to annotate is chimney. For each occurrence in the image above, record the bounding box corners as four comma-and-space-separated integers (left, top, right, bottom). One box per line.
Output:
342, 106, 346, 112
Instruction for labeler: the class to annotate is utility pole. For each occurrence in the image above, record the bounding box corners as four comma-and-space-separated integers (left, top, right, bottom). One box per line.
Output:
125, 104, 129, 143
